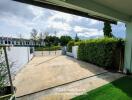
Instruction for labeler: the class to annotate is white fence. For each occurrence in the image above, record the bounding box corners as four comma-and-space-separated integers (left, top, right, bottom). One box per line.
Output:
34, 50, 62, 56
6, 47, 34, 77
66, 46, 78, 59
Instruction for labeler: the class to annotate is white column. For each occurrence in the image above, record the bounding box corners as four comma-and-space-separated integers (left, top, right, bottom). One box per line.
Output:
124, 21, 132, 73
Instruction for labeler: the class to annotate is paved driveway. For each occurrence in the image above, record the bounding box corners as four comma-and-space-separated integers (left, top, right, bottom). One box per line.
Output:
14, 55, 123, 98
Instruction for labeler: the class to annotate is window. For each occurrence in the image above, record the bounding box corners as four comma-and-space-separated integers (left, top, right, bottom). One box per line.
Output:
5, 41, 7, 44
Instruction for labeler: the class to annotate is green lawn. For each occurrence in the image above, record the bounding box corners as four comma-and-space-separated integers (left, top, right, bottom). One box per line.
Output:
72, 76, 132, 100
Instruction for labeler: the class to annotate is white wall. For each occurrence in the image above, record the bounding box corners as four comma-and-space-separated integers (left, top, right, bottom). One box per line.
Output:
66, 52, 73, 57
72, 46, 78, 59
66, 46, 78, 59
6, 47, 34, 77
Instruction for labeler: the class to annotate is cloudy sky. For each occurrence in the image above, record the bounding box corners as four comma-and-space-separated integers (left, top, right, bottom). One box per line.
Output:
0, 0, 126, 39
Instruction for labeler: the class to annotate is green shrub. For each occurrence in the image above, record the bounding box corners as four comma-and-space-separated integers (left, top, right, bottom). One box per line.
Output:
35, 46, 61, 51
0, 48, 7, 88
75, 41, 81, 46
67, 41, 75, 52
78, 38, 124, 69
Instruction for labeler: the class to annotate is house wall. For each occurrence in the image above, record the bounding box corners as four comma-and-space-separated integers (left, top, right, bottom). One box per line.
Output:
124, 22, 132, 73
6, 47, 34, 77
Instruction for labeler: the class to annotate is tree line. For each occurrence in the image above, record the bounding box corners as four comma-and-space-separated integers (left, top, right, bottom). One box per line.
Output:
30, 29, 78, 47
30, 22, 114, 47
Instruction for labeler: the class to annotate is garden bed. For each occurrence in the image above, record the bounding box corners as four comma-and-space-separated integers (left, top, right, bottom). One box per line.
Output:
0, 86, 15, 100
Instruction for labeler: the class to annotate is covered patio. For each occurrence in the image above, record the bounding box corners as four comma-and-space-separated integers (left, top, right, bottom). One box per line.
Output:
8, 0, 132, 100
13, 0, 132, 73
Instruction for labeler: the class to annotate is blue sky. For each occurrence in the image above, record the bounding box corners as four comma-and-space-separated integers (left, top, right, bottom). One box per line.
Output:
0, 0, 126, 39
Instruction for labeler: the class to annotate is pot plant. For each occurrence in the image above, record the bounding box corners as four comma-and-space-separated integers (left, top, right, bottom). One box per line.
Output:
0, 47, 15, 100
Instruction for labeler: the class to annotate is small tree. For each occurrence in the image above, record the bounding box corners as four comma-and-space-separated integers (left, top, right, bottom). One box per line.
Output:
30, 29, 38, 46
67, 41, 75, 52
45, 36, 52, 47
43, 32, 49, 46
60, 36, 72, 46
39, 32, 43, 46
103, 22, 113, 37
38, 32, 46, 46
75, 33, 79, 42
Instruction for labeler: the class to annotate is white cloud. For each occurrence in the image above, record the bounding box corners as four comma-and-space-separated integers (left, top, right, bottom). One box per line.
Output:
74, 26, 98, 33
49, 11, 73, 23
28, 5, 44, 17
74, 26, 84, 32
0, 13, 32, 31
90, 19, 98, 25
78, 29, 103, 38
0, 0, 126, 39
56, 31, 70, 37
47, 22, 72, 31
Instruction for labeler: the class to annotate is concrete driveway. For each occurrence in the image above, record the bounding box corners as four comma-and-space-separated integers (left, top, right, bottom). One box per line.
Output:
14, 55, 123, 99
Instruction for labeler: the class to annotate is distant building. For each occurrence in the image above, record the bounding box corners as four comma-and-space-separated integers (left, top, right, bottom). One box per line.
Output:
0, 37, 45, 46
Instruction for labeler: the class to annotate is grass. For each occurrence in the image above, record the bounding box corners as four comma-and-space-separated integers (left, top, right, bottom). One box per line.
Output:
72, 76, 132, 100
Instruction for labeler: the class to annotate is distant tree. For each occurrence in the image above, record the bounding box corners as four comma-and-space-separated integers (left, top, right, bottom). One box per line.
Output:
53, 31, 60, 46
60, 36, 72, 46
44, 36, 59, 46
103, 22, 113, 37
38, 32, 46, 46
30, 29, 38, 46
42, 32, 48, 46
44, 32, 49, 37
75, 33, 79, 42
39, 32, 43, 39
45, 36, 52, 47
53, 36, 60, 46
54, 31, 57, 36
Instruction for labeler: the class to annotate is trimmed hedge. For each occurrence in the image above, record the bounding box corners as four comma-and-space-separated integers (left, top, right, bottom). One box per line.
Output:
75, 41, 81, 46
35, 46, 61, 51
78, 38, 124, 69
67, 41, 75, 52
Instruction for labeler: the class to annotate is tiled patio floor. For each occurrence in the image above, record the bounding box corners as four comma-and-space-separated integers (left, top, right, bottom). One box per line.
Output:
14, 55, 124, 99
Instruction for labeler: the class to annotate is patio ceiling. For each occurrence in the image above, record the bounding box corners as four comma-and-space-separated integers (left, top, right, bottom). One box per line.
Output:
13, 0, 132, 23
93, 0, 132, 16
